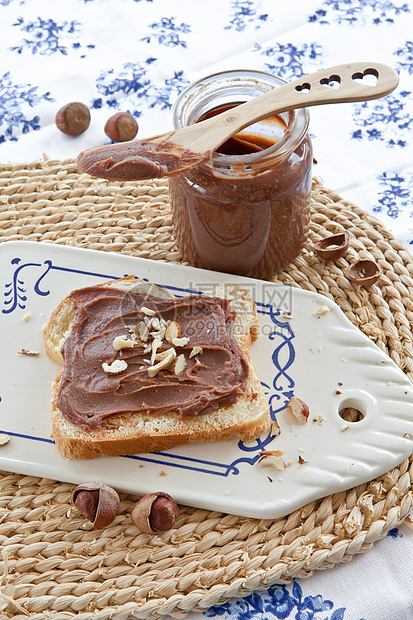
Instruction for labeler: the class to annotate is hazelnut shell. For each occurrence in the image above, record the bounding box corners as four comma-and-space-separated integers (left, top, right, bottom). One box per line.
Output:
56, 102, 90, 136
314, 231, 350, 260
105, 112, 138, 142
131, 492, 179, 535
72, 481, 120, 528
347, 259, 382, 286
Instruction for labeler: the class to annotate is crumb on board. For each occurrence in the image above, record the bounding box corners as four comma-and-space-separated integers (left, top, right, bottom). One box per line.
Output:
18, 349, 40, 357
314, 305, 330, 316
269, 420, 281, 437
312, 414, 326, 426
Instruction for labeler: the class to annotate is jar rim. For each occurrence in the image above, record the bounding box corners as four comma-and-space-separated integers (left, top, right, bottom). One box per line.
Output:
171, 69, 310, 172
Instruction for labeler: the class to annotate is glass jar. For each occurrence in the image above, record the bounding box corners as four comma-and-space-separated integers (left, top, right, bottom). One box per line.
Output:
169, 69, 313, 280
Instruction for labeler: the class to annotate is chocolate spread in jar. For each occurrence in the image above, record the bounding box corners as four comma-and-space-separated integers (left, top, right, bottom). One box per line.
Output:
57, 286, 249, 431
169, 104, 312, 280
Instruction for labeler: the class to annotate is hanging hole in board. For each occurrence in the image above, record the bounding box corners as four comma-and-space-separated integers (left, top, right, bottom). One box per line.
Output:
339, 406, 366, 423
351, 68, 379, 87
320, 74, 341, 89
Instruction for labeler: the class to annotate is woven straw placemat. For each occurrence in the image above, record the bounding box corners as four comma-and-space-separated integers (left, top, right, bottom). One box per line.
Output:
0, 157, 412, 620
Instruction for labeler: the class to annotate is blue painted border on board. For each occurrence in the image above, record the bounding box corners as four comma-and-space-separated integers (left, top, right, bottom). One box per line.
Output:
2, 255, 296, 476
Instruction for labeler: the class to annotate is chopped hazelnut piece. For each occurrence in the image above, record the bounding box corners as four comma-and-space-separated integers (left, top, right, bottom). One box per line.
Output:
147, 351, 175, 377
165, 321, 181, 342
137, 321, 149, 342
102, 359, 128, 374
0, 434, 11, 446
151, 327, 166, 340
258, 458, 286, 470
155, 347, 176, 362
126, 325, 138, 342
258, 451, 288, 470
189, 346, 203, 358
112, 335, 136, 350
151, 337, 163, 365
286, 397, 310, 424
172, 336, 190, 347
140, 306, 155, 316
170, 354, 187, 375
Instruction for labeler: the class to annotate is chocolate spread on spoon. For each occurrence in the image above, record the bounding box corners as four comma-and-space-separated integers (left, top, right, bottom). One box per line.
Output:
77, 139, 211, 181
58, 286, 249, 430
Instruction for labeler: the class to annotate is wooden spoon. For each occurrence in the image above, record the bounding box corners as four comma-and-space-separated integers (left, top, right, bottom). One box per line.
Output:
76, 62, 399, 181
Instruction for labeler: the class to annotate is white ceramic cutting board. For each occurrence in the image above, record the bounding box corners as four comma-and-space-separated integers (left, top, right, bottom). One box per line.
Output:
0, 241, 412, 518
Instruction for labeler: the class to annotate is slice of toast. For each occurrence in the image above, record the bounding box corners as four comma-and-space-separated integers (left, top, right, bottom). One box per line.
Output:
44, 276, 270, 458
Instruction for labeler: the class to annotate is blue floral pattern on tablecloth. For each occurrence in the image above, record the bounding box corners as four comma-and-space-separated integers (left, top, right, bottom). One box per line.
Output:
226, 0, 269, 31
9, 17, 95, 57
253, 42, 323, 78
0, 72, 54, 142
91, 61, 189, 117
308, 0, 410, 25
373, 170, 413, 224
351, 93, 412, 148
204, 582, 353, 620
0, 1, 413, 619
141, 17, 191, 47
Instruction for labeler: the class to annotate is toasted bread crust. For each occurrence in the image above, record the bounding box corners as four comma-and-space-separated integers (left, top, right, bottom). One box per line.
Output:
45, 277, 270, 458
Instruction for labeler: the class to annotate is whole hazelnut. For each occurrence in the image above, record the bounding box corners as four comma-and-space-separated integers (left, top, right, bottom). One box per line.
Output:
72, 482, 120, 528
56, 102, 91, 136
131, 492, 179, 535
105, 112, 138, 142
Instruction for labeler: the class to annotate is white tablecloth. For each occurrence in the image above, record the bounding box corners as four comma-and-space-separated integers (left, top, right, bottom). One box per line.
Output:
1, 1, 412, 619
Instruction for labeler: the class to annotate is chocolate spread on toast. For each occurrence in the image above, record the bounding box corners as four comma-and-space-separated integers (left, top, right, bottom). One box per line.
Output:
57, 286, 249, 430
